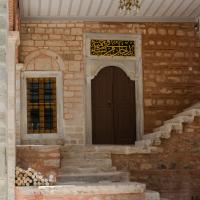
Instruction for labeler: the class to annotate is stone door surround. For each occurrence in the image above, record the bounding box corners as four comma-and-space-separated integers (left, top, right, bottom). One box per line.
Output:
85, 33, 144, 144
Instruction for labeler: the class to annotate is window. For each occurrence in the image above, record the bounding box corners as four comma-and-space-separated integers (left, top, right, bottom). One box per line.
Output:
27, 77, 57, 134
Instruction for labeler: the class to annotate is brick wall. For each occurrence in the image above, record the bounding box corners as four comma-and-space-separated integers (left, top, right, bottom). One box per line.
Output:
16, 145, 60, 176
112, 117, 200, 200
19, 21, 200, 143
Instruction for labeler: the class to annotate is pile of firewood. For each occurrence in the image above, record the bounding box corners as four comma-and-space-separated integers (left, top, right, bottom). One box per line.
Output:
15, 167, 51, 186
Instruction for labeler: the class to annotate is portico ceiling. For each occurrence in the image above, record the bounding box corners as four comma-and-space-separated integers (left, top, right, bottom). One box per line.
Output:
19, 0, 200, 22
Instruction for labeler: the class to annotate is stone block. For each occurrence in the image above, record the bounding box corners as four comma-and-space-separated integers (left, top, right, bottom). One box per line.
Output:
0, 30, 5, 46
71, 28, 83, 35
0, 46, 5, 63
0, 145, 6, 177
45, 40, 65, 47
0, 179, 6, 199
0, 2, 6, 15
0, 15, 6, 29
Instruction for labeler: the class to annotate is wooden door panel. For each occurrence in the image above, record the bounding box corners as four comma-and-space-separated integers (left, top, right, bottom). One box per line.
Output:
113, 67, 136, 144
92, 66, 136, 145
92, 108, 113, 144
92, 67, 114, 144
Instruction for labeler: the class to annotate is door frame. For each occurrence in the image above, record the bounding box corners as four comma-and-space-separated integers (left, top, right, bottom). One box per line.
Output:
84, 33, 144, 144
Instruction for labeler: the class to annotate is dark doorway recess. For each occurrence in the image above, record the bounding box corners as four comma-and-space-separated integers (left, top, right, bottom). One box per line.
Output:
92, 66, 136, 144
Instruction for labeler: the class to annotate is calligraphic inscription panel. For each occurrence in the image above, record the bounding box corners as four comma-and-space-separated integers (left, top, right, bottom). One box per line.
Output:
90, 39, 135, 57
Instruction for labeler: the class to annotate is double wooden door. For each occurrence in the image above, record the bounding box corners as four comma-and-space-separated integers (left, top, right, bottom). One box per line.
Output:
92, 66, 136, 144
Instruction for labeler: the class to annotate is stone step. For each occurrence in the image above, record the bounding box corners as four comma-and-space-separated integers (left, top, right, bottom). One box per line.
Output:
154, 122, 183, 133
143, 131, 171, 140
59, 166, 117, 174
145, 190, 160, 200
184, 103, 200, 111
135, 137, 161, 147
164, 115, 194, 124
61, 151, 111, 159
61, 158, 112, 168
175, 109, 200, 118
57, 171, 130, 183
61, 145, 161, 154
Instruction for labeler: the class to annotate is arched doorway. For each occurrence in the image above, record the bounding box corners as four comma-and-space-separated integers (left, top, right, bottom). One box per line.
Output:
91, 66, 136, 144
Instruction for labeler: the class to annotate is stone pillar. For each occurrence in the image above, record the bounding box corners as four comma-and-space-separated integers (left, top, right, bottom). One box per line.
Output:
0, 0, 8, 199
7, 31, 20, 200
0, 0, 7, 200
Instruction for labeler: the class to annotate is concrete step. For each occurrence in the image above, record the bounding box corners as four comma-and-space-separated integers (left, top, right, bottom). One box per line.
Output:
57, 171, 130, 183
145, 190, 160, 200
61, 158, 112, 168
59, 166, 117, 174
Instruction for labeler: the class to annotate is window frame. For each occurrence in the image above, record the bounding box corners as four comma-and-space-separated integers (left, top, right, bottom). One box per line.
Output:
21, 71, 64, 142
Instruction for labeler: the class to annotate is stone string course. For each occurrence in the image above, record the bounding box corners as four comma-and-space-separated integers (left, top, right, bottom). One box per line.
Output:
19, 21, 200, 144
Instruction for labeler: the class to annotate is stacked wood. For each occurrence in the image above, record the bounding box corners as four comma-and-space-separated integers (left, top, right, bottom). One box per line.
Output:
15, 167, 53, 186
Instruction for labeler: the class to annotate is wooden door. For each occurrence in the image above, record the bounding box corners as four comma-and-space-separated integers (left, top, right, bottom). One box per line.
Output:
92, 66, 136, 144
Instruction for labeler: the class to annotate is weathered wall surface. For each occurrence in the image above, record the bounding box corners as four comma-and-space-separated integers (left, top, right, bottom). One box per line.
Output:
16, 145, 60, 176
112, 117, 200, 200
19, 21, 200, 144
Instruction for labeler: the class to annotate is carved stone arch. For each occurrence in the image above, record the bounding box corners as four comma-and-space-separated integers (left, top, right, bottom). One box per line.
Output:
91, 62, 135, 81
24, 49, 65, 71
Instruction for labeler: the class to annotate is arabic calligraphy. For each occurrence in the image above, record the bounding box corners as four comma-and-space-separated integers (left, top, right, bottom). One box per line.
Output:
90, 39, 135, 57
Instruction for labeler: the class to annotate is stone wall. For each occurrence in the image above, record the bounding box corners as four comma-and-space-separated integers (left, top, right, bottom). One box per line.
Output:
16, 145, 61, 176
19, 21, 200, 144
112, 117, 200, 200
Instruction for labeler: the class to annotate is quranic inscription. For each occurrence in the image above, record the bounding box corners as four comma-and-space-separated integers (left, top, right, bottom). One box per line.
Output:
90, 39, 135, 57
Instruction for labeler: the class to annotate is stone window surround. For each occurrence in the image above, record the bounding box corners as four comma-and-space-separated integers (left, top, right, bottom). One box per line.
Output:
21, 71, 64, 142
84, 33, 144, 144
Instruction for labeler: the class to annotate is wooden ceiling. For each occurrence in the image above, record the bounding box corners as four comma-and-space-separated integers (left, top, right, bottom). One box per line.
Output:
19, 0, 200, 22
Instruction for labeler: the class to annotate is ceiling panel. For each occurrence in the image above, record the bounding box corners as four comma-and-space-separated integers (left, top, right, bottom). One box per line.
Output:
87, 0, 101, 16
183, 0, 200, 17
20, 0, 200, 22
173, 0, 193, 17
40, 0, 50, 16
70, 0, 82, 16
59, 0, 71, 17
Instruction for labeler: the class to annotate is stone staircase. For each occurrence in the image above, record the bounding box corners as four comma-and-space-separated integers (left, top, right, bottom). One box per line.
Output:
57, 103, 200, 200
58, 145, 165, 200
135, 102, 200, 148
58, 145, 130, 183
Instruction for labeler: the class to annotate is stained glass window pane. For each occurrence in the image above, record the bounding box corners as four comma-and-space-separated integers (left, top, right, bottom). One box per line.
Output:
27, 77, 57, 134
